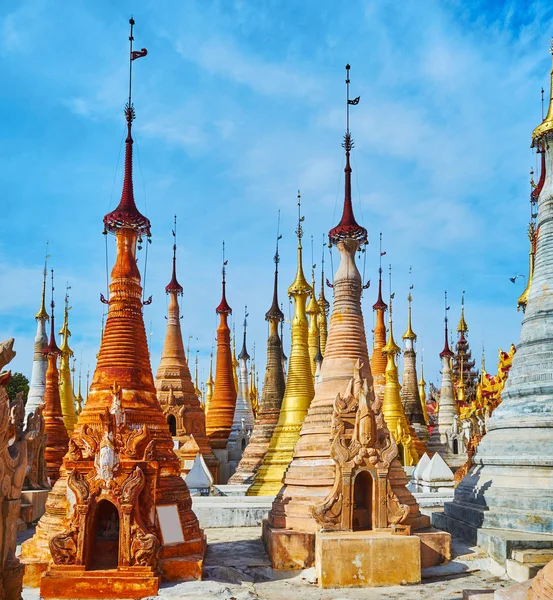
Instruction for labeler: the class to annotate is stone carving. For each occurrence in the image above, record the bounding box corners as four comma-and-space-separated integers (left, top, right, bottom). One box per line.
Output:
312, 360, 409, 531
130, 523, 160, 567
0, 339, 28, 600
23, 404, 49, 490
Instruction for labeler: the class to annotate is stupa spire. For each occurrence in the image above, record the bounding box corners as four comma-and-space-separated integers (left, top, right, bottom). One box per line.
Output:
231, 323, 239, 393
317, 236, 330, 355
206, 243, 238, 456
418, 352, 429, 424
306, 261, 320, 378
370, 232, 388, 393
156, 217, 217, 478
205, 352, 214, 414
400, 275, 427, 437
227, 305, 255, 475
263, 65, 427, 541
532, 39, 553, 142
22, 22, 205, 593
248, 191, 315, 495
58, 286, 78, 434
41, 269, 68, 484
229, 226, 287, 486
440, 291, 454, 358
27, 246, 51, 418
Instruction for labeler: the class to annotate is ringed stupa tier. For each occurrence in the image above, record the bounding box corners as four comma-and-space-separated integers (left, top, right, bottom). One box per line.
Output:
401, 290, 428, 440
229, 235, 286, 485
381, 289, 426, 465
317, 244, 330, 356
26, 258, 49, 419
227, 306, 255, 474
264, 67, 429, 568
247, 193, 315, 496
205, 247, 238, 454
306, 270, 320, 379
370, 233, 388, 398
21, 22, 205, 596
155, 219, 218, 480
58, 291, 78, 435
42, 273, 69, 485
437, 40, 553, 552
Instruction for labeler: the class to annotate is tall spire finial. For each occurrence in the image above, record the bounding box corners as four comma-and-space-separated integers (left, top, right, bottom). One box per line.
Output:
440, 291, 453, 358
266, 212, 285, 322
373, 232, 387, 310
216, 241, 232, 314
103, 18, 149, 236
383, 264, 400, 355
403, 266, 416, 340
457, 289, 468, 334
36, 242, 50, 320
239, 305, 250, 360
166, 215, 183, 294
532, 38, 553, 143
44, 269, 60, 355
329, 64, 367, 246
289, 191, 311, 296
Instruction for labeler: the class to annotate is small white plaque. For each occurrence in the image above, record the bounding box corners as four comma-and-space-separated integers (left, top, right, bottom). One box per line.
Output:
156, 504, 185, 545
173, 439, 180, 450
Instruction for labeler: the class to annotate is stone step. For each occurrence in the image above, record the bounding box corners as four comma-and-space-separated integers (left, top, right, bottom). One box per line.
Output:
505, 558, 545, 583
511, 547, 553, 564
462, 590, 494, 599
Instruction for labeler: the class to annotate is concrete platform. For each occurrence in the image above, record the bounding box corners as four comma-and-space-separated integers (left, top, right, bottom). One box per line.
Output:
192, 495, 273, 528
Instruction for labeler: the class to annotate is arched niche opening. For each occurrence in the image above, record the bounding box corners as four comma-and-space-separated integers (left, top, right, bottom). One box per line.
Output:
167, 414, 177, 437
352, 470, 373, 531
88, 499, 119, 570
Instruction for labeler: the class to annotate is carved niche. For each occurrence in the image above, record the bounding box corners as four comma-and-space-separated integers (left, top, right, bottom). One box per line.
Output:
49, 382, 160, 572
312, 359, 409, 532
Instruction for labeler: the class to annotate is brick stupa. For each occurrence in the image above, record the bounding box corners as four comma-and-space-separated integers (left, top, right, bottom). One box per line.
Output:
205, 246, 238, 482
42, 274, 69, 485
228, 237, 286, 485
263, 66, 433, 571
21, 20, 205, 598
155, 219, 218, 481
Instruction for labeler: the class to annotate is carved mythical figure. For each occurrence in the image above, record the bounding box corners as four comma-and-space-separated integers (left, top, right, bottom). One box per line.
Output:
24, 404, 49, 490
130, 523, 160, 567
0, 340, 29, 600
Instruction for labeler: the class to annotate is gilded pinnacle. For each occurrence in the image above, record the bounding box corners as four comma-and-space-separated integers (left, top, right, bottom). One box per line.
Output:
402, 292, 416, 340
532, 38, 553, 142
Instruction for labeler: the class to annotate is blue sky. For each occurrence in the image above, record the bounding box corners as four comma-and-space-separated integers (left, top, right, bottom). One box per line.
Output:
0, 0, 552, 391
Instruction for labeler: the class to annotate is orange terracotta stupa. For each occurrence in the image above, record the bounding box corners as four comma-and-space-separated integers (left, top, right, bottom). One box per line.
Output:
42, 271, 69, 485
155, 217, 218, 480
370, 233, 388, 399
205, 244, 237, 480
263, 66, 431, 570
21, 20, 205, 598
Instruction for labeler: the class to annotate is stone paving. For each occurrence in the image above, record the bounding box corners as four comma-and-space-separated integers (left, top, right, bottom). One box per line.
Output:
19, 526, 514, 599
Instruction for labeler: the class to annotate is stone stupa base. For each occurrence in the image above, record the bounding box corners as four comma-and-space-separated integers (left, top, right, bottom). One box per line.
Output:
262, 520, 451, 573
315, 530, 421, 588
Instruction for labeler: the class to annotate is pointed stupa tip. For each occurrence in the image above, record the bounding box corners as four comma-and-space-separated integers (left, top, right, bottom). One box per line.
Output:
216, 243, 232, 314
372, 267, 388, 311
402, 292, 416, 340
440, 315, 454, 358
532, 38, 553, 143
36, 259, 49, 321
166, 216, 183, 294
289, 191, 312, 296
266, 232, 285, 322
238, 306, 250, 360
457, 291, 468, 334
104, 17, 150, 236
58, 292, 73, 356
318, 239, 330, 311
44, 271, 61, 356
328, 64, 368, 246
383, 294, 401, 355
306, 269, 319, 315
